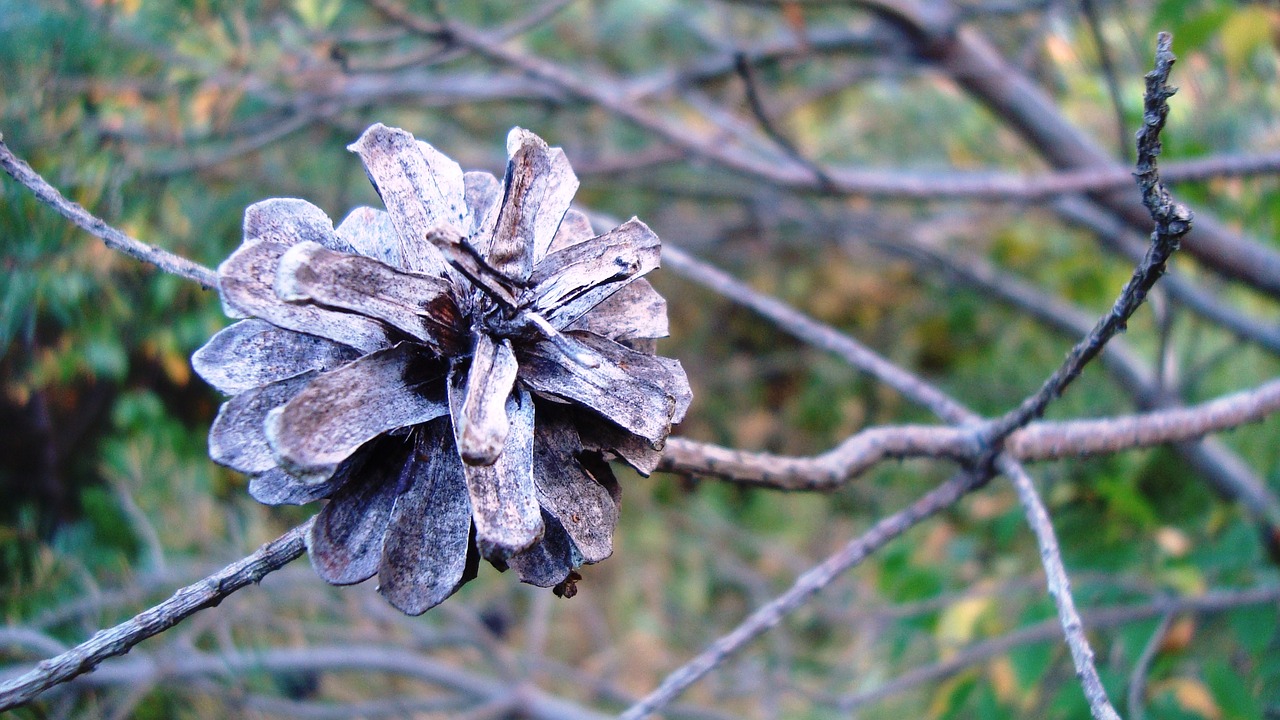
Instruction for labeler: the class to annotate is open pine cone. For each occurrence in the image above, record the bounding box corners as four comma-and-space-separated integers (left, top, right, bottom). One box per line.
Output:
192, 124, 690, 614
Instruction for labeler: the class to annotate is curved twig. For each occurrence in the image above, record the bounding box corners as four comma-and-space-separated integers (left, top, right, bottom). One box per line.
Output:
661, 376, 1280, 488
1127, 610, 1175, 720
874, 225, 1280, 524
0, 519, 312, 711
1000, 457, 1121, 720
986, 32, 1192, 443
365, 0, 1280, 302
59, 644, 608, 720
0, 136, 218, 289
619, 470, 986, 719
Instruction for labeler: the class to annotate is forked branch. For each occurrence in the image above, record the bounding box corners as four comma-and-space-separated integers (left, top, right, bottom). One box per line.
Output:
986, 32, 1192, 444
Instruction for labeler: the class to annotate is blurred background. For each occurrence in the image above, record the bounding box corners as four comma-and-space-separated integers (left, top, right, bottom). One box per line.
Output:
2, 1, 1280, 718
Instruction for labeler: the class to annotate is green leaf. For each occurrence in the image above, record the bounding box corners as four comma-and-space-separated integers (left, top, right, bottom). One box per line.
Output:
1206, 659, 1263, 720
1151, 2, 1233, 55
1229, 605, 1278, 655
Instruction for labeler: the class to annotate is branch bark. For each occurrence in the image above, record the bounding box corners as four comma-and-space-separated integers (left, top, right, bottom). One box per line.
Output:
0, 136, 219, 289
661, 376, 1280, 488
984, 31, 1193, 443
619, 470, 987, 719
1001, 457, 1121, 720
0, 520, 312, 711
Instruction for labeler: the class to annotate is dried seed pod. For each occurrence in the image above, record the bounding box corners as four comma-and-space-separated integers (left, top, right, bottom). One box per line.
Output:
193, 124, 690, 615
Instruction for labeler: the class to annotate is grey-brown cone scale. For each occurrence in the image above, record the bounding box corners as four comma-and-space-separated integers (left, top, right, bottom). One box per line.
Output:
193, 123, 690, 614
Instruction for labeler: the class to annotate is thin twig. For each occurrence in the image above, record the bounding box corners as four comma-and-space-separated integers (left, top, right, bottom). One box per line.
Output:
91, 3, 1268, 211
362, 0, 1280, 302
140, 110, 326, 178
0, 519, 313, 711
1126, 610, 1174, 720
341, 0, 577, 73
835, 583, 1280, 711
1000, 457, 1121, 720
625, 25, 906, 99
874, 227, 1280, 524
661, 425, 972, 489
618, 470, 987, 719
979, 38, 1190, 720
662, 244, 975, 424
986, 32, 1192, 444
238, 693, 474, 720
77, 71, 1280, 198
0, 136, 218, 289
1007, 378, 1280, 460
733, 53, 836, 191
63, 645, 609, 720
661, 375, 1280, 488
624, 50, 1204, 706
1081, 0, 1131, 162
681, 185, 1156, 720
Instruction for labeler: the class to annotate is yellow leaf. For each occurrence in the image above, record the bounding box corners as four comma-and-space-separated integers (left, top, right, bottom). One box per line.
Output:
1159, 616, 1197, 654
1162, 564, 1207, 597
1151, 677, 1222, 720
987, 655, 1020, 704
161, 348, 191, 387
937, 596, 992, 655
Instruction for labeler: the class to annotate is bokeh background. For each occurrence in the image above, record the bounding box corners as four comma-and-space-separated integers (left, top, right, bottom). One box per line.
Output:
3, 1, 1280, 718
